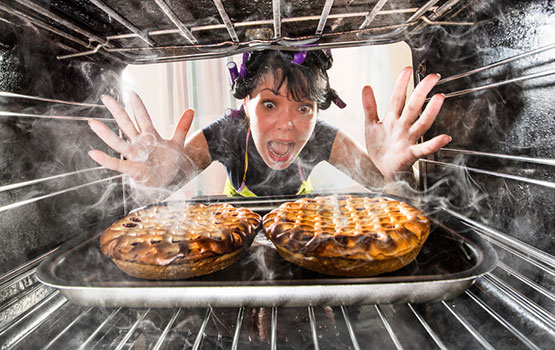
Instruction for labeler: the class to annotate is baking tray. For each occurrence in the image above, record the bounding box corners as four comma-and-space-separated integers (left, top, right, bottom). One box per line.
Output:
37, 194, 498, 308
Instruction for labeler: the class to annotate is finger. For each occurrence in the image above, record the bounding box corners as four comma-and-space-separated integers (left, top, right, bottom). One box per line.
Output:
362, 85, 379, 125
171, 109, 195, 146
128, 91, 158, 135
88, 149, 128, 172
409, 93, 444, 138
388, 66, 413, 117
411, 134, 451, 159
89, 119, 130, 156
101, 95, 139, 140
401, 73, 441, 126
88, 150, 145, 180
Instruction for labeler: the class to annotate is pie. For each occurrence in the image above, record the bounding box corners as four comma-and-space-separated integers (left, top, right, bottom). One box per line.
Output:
100, 203, 261, 280
262, 195, 431, 277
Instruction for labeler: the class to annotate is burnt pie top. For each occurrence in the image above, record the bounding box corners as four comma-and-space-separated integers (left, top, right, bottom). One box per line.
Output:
100, 204, 261, 266
262, 196, 430, 260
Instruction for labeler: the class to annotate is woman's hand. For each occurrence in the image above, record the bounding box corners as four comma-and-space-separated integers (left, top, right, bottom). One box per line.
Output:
88, 92, 195, 189
363, 67, 451, 180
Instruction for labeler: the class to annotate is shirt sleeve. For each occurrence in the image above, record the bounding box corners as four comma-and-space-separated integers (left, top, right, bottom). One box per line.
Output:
299, 120, 339, 165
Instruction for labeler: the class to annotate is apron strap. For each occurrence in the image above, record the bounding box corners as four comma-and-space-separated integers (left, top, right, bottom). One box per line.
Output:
224, 127, 312, 197
297, 156, 306, 182
242, 128, 250, 183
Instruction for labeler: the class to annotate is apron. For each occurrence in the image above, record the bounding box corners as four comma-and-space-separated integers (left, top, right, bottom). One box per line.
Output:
223, 128, 313, 197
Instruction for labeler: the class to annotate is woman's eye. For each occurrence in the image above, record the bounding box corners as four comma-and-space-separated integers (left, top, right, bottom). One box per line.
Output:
299, 105, 313, 114
262, 101, 275, 109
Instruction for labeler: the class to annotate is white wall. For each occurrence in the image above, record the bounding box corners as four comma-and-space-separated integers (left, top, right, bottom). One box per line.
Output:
121, 43, 413, 198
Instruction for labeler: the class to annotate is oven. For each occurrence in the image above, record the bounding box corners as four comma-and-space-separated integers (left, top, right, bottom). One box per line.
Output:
0, 0, 553, 349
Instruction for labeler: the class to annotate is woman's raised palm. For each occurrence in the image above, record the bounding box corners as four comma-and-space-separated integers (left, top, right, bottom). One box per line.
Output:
363, 68, 450, 180
88, 92, 194, 188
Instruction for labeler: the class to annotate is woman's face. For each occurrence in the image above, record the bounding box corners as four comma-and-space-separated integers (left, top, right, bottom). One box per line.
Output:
244, 73, 318, 170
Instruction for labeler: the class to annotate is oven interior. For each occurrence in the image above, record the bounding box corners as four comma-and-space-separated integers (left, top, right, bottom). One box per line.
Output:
0, 0, 554, 349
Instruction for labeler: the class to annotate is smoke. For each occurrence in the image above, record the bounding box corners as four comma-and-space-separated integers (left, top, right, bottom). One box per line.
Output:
414, 155, 488, 218
238, 233, 293, 281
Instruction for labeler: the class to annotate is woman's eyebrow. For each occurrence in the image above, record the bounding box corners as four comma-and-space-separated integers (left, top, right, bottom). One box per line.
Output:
259, 88, 281, 95
258, 88, 314, 105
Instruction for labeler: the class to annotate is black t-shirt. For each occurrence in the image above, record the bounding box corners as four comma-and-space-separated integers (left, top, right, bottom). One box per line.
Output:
202, 114, 339, 196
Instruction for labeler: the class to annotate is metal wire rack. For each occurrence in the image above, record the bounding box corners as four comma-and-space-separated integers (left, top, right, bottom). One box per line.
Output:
0, 240, 552, 349
0, 0, 475, 63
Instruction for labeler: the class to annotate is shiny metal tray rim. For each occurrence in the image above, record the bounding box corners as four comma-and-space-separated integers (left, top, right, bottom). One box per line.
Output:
51, 279, 480, 308
36, 207, 498, 307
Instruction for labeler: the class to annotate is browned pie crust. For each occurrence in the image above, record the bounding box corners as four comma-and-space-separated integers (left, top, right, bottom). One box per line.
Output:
100, 204, 261, 280
262, 196, 431, 277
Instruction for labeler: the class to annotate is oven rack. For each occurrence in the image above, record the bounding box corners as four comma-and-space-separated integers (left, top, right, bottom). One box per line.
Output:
0, 0, 474, 64
424, 42, 555, 101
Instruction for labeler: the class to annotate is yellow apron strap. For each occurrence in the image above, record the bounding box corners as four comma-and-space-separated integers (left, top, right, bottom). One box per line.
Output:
296, 177, 313, 195
296, 157, 312, 195
223, 128, 257, 197
223, 127, 312, 197
223, 177, 257, 197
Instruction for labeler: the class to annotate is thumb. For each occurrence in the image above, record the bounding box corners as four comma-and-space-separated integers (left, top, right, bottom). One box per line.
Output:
171, 108, 195, 146
362, 85, 379, 125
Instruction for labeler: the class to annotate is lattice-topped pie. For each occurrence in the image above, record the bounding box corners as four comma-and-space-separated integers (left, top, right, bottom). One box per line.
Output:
262, 195, 431, 277
100, 204, 261, 280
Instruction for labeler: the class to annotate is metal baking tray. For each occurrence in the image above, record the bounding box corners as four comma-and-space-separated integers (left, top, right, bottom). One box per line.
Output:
37, 194, 497, 308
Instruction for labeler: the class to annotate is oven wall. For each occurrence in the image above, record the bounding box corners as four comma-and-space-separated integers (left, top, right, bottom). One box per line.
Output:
0, 21, 125, 275
409, 0, 554, 288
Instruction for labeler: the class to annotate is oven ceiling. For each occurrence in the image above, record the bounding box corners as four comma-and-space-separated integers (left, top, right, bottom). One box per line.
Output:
0, 0, 473, 64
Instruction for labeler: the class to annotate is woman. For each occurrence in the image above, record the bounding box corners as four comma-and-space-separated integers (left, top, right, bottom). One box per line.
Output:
88, 49, 450, 197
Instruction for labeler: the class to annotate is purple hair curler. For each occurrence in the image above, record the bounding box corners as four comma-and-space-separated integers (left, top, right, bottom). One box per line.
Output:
227, 61, 239, 83
291, 51, 307, 65
239, 52, 249, 78
333, 96, 347, 109
225, 107, 242, 119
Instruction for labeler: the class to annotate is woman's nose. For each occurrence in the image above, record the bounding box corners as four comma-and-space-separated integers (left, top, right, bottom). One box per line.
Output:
275, 107, 295, 131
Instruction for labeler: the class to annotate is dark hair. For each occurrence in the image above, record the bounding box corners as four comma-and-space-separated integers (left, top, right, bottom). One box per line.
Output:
231, 49, 340, 110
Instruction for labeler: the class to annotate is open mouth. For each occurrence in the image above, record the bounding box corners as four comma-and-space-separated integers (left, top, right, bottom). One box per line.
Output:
267, 141, 295, 162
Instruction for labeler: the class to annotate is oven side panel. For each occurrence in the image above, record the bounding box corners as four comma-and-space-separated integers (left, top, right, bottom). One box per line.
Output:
0, 19, 126, 275
409, 0, 554, 287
